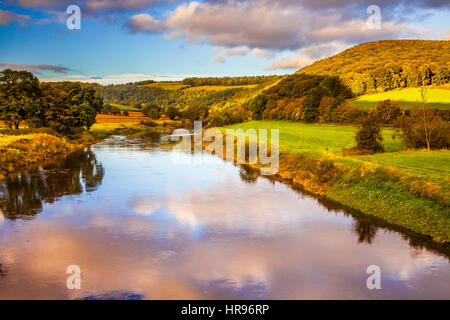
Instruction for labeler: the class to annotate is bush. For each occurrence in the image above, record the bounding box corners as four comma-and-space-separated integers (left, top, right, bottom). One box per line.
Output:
301, 86, 331, 122
249, 94, 268, 120
182, 104, 209, 122
374, 100, 403, 125
140, 120, 157, 127
355, 110, 384, 154
396, 107, 449, 149
141, 104, 161, 119
332, 101, 365, 124
205, 104, 251, 127
165, 106, 180, 120
317, 159, 338, 183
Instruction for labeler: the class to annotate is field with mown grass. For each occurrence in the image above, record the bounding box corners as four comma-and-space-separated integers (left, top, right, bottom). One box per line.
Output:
142, 82, 189, 90
350, 87, 450, 110
225, 120, 403, 153
109, 103, 141, 111
223, 120, 449, 242
224, 120, 449, 176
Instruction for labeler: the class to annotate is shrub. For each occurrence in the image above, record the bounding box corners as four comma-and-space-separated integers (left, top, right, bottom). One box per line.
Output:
355, 110, 384, 154
396, 107, 449, 149
301, 86, 331, 122
374, 100, 403, 125
140, 120, 157, 127
332, 101, 365, 124
317, 159, 338, 183
165, 106, 180, 120
249, 94, 268, 120
141, 104, 161, 119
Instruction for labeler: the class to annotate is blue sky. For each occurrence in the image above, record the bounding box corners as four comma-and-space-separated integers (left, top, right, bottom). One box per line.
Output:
0, 0, 449, 84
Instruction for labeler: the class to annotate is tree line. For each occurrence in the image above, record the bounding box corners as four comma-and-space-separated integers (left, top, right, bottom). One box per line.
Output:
298, 40, 450, 95
96, 83, 242, 107
248, 73, 449, 153
182, 75, 283, 87
0, 69, 103, 133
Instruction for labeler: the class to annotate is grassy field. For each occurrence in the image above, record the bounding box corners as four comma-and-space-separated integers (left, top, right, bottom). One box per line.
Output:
224, 120, 450, 178
110, 103, 141, 111
223, 120, 449, 242
143, 82, 189, 90
225, 120, 403, 154
351, 88, 450, 110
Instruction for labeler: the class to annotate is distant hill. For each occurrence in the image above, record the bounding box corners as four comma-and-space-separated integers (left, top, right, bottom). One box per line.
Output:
297, 40, 450, 95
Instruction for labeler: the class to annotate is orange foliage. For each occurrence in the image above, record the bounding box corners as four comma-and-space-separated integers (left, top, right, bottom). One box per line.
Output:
96, 112, 148, 123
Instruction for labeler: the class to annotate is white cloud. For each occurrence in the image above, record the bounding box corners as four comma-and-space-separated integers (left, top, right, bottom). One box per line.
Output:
39, 73, 196, 85
124, 0, 431, 70
266, 56, 314, 71
126, 13, 166, 34
212, 46, 250, 62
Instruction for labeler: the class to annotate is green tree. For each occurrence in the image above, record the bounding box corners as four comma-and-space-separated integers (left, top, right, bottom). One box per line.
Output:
301, 86, 330, 122
142, 104, 161, 119
0, 69, 40, 129
375, 100, 402, 125
355, 110, 384, 154
28, 83, 74, 133
249, 94, 268, 120
166, 106, 180, 120
54, 82, 103, 130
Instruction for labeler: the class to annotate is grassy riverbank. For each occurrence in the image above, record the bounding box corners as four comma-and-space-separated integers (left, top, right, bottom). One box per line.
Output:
223, 121, 450, 243
0, 120, 176, 180
0, 128, 94, 180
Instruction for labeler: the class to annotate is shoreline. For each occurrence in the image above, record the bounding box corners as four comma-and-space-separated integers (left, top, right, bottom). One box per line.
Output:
1, 122, 448, 245
234, 152, 449, 245
0, 121, 177, 181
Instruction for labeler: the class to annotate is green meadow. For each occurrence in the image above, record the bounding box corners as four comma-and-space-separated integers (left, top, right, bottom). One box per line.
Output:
224, 120, 449, 178
224, 120, 449, 242
143, 82, 190, 90
110, 103, 141, 111
350, 88, 450, 110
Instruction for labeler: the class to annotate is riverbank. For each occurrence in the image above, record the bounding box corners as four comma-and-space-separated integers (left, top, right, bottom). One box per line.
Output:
0, 121, 177, 180
222, 121, 450, 244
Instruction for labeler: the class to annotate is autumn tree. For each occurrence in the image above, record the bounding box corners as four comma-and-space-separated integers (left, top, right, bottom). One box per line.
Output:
419, 86, 431, 151
28, 83, 74, 133
0, 69, 40, 129
355, 110, 384, 154
142, 103, 161, 119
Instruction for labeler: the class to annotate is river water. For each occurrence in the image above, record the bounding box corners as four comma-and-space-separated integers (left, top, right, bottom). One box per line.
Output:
0, 134, 449, 299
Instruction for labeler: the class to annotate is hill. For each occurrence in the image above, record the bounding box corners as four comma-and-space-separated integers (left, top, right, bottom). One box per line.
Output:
351, 87, 450, 110
297, 40, 450, 95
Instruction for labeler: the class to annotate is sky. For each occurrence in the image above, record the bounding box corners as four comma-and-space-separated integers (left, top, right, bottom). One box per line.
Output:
0, 0, 449, 84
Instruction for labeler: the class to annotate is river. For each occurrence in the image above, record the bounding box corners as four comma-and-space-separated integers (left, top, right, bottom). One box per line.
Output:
0, 134, 449, 299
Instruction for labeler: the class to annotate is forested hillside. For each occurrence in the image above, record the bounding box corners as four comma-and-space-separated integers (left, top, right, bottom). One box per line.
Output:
297, 40, 450, 95
96, 76, 282, 107
182, 75, 282, 86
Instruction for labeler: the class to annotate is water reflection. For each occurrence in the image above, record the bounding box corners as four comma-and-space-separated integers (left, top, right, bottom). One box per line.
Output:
0, 135, 448, 300
0, 149, 104, 219
238, 165, 449, 257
